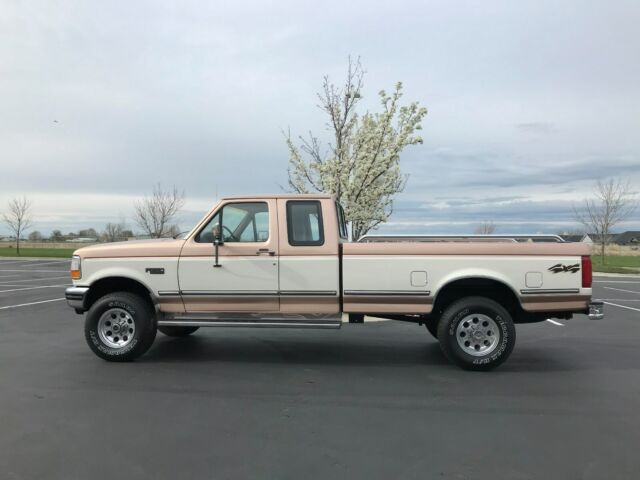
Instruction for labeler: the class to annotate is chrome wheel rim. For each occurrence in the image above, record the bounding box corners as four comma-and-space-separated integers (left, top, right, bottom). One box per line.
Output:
456, 313, 499, 356
97, 308, 135, 349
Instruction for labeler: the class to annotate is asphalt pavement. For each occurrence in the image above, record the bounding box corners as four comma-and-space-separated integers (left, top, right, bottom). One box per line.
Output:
0, 258, 639, 479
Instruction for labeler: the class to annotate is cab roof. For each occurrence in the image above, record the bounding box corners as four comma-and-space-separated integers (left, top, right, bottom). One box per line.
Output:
219, 193, 336, 201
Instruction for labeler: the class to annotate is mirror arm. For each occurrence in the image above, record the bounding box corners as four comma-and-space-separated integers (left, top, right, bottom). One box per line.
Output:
213, 240, 221, 268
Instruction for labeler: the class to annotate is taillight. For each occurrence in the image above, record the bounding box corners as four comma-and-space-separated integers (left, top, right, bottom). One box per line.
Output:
581, 255, 592, 288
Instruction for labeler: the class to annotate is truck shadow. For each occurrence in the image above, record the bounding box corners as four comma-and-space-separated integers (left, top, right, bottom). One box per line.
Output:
145, 334, 451, 367
142, 332, 582, 372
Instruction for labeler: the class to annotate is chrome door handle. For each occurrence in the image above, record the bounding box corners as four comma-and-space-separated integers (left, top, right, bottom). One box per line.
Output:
256, 249, 275, 256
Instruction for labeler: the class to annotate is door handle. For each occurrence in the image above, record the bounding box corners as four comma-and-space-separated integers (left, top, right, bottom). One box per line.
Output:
256, 249, 275, 256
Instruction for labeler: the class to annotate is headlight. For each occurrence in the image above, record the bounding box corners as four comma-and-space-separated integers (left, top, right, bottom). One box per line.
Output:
70, 255, 82, 280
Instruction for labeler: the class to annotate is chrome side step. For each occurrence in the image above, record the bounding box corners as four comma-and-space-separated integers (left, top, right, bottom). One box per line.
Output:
158, 313, 343, 329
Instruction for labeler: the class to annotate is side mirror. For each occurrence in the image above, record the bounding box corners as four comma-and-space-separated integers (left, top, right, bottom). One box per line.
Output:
212, 223, 223, 267
212, 223, 223, 246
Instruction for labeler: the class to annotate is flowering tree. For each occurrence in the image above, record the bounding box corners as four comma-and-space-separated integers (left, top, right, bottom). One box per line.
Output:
286, 58, 427, 240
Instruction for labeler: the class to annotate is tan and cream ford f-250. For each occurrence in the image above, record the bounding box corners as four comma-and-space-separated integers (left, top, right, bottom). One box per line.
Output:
66, 194, 604, 370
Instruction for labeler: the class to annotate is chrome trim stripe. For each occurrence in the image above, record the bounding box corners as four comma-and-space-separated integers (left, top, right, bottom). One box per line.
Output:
169, 290, 337, 297
180, 290, 279, 296
520, 289, 580, 295
279, 290, 337, 296
343, 290, 431, 296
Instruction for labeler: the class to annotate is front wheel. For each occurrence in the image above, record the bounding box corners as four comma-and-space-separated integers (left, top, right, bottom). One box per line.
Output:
84, 292, 157, 362
437, 296, 516, 371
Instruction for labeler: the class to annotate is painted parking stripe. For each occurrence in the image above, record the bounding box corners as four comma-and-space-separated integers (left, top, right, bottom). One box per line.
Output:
600, 299, 640, 302
0, 270, 69, 282
0, 298, 65, 310
594, 280, 640, 284
0, 269, 69, 273
603, 286, 640, 295
546, 319, 565, 326
0, 276, 70, 284
602, 301, 640, 313
20, 260, 71, 267
0, 285, 71, 293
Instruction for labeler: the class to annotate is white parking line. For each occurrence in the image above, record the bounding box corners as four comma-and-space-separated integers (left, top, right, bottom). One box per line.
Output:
0, 269, 69, 273
602, 301, 640, 313
0, 298, 65, 310
0, 276, 70, 284
603, 286, 640, 295
0, 259, 67, 265
600, 299, 640, 302
0, 285, 71, 293
546, 319, 565, 326
594, 280, 640, 284
20, 260, 71, 267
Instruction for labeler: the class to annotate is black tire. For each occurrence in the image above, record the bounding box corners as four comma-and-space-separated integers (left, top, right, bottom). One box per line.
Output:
437, 296, 516, 371
158, 326, 200, 337
425, 319, 439, 339
84, 292, 157, 362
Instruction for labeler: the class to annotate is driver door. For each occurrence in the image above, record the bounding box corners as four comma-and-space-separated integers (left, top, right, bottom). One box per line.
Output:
178, 199, 279, 312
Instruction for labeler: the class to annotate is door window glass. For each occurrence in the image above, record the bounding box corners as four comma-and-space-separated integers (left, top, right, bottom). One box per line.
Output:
196, 202, 269, 243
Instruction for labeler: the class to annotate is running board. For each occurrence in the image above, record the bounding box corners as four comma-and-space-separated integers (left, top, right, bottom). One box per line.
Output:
158, 313, 343, 329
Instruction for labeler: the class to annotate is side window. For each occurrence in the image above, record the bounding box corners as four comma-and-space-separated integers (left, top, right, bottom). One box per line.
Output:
195, 202, 269, 243
286, 201, 324, 246
336, 202, 348, 239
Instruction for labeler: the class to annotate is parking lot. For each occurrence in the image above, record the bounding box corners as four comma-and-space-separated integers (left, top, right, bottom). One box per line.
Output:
0, 258, 639, 479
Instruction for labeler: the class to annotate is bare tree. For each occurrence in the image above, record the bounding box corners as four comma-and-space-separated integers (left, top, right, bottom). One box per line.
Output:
134, 184, 185, 238
28, 231, 43, 241
2, 197, 33, 255
287, 57, 427, 239
474, 220, 496, 235
102, 222, 126, 242
574, 179, 637, 263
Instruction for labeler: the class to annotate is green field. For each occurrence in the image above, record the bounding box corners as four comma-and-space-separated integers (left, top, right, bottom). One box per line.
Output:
0, 247, 76, 258
591, 255, 640, 274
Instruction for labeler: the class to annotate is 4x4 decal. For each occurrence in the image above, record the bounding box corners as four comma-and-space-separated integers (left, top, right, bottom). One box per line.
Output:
548, 263, 580, 273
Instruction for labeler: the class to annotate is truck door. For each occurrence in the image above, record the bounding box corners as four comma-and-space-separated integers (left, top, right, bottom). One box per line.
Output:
178, 199, 279, 312
276, 198, 340, 314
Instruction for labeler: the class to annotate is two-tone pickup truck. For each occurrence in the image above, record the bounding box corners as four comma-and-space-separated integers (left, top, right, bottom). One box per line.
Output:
66, 194, 603, 370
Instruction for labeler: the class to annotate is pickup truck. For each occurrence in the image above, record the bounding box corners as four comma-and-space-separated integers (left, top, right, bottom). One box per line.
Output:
66, 194, 604, 370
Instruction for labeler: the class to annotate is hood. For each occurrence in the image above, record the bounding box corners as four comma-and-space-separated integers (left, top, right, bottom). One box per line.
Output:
74, 238, 186, 259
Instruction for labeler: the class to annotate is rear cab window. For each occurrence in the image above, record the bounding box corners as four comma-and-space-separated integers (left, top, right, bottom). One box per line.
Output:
286, 200, 324, 246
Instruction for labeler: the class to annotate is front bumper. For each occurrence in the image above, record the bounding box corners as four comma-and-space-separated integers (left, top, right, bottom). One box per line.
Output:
65, 286, 89, 311
588, 301, 604, 320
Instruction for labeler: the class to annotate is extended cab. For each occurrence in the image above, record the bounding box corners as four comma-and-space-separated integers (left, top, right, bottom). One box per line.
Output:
66, 194, 603, 370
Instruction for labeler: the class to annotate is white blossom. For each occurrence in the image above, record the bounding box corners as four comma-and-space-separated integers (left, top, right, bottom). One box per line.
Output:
286, 58, 427, 239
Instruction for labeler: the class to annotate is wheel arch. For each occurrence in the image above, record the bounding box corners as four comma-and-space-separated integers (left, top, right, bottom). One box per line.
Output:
84, 276, 156, 311
432, 275, 523, 319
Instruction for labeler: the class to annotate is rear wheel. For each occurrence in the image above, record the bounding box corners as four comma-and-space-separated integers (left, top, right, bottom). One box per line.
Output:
437, 296, 515, 371
84, 292, 157, 362
158, 326, 200, 337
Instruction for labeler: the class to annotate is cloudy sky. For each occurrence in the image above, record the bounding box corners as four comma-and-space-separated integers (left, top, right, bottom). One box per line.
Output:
1, 0, 639, 236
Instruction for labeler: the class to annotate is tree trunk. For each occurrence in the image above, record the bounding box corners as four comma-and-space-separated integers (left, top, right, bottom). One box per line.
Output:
601, 241, 605, 265
16, 238, 20, 256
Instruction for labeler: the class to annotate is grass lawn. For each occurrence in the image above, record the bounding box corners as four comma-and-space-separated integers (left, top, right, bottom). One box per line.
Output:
0, 247, 76, 258
592, 255, 640, 274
